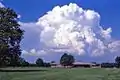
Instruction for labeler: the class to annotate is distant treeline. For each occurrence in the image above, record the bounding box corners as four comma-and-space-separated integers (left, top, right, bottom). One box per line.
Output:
101, 63, 119, 68
4, 58, 51, 67
6, 63, 51, 67
3, 54, 120, 68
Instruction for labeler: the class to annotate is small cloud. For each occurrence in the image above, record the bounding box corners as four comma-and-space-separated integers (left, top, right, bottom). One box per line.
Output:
0, 2, 4, 7
22, 49, 47, 57
17, 14, 21, 19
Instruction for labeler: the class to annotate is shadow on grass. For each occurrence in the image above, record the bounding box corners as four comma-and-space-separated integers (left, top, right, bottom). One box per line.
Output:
0, 69, 48, 72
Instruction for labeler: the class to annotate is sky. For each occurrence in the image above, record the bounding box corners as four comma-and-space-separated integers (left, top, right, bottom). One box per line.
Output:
1, 0, 120, 63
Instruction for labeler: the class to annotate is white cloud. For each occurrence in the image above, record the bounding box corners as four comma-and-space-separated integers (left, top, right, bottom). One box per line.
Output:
37, 3, 114, 56
17, 14, 21, 18
20, 22, 43, 50
0, 2, 4, 7
108, 41, 120, 53
21, 3, 120, 61
20, 22, 42, 32
22, 49, 47, 57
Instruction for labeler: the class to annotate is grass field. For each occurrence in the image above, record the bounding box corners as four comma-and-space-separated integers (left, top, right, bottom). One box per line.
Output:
0, 67, 120, 80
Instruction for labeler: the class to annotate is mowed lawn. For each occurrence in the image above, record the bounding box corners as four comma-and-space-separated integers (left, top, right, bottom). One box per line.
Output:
0, 67, 120, 80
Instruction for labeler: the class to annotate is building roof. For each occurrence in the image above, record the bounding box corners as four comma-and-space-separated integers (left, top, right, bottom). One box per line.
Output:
50, 62, 96, 66
73, 62, 96, 65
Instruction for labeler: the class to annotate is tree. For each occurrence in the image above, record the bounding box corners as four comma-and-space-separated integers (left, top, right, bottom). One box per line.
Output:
68, 55, 75, 65
36, 58, 44, 67
101, 63, 115, 68
19, 57, 29, 67
0, 7, 24, 66
115, 56, 120, 68
44, 62, 51, 67
51, 61, 55, 63
60, 53, 75, 67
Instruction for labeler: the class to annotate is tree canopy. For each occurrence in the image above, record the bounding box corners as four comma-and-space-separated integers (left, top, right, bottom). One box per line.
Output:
0, 7, 24, 66
36, 58, 44, 67
60, 53, 75, 66
115, 56, 120, 68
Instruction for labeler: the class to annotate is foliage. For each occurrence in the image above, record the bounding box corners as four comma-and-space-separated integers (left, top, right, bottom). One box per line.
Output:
101, 63, 116, 68
18, 57, 29, 67
51, 61, 55, 63
115, 56, 120, 68
0, 7, 24, 67
44, 63, 51, 67
60, 53, 75, 66
36, 58, 44, 67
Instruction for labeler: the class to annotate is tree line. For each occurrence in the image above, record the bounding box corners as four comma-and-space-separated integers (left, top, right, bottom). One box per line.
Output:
101, 56, 120, 68
6, 53, 75, 67
5, 52, 120, 68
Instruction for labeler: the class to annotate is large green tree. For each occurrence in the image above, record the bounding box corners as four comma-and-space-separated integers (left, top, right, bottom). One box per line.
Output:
60, 53, 75, 67
0, 7, 24, 66
36, 58, 44, 67
115, 56, 120, 68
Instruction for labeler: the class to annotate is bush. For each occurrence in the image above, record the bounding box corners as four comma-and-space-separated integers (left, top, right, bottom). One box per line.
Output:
101, 63, 116, 68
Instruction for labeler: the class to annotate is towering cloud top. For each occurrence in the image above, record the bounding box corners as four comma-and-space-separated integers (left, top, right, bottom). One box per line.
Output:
34, 3, 118, 56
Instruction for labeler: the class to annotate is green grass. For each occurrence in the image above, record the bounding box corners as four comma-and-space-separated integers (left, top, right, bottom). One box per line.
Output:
0, 67, 120, 80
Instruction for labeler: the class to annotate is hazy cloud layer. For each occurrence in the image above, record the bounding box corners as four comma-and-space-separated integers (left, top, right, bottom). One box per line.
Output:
21, 3, 120, 62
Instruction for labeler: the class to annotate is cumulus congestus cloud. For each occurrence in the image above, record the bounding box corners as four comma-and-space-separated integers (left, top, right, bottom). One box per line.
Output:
21, 3, 120, 61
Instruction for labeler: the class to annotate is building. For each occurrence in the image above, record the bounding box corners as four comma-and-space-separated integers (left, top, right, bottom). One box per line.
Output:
72, 62, 96, 68
50, 63, 63, 68
50, 62, 98, 68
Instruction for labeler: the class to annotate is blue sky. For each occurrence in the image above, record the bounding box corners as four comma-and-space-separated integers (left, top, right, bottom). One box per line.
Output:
3, 0, 120, 39
1, 0, 120, 63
